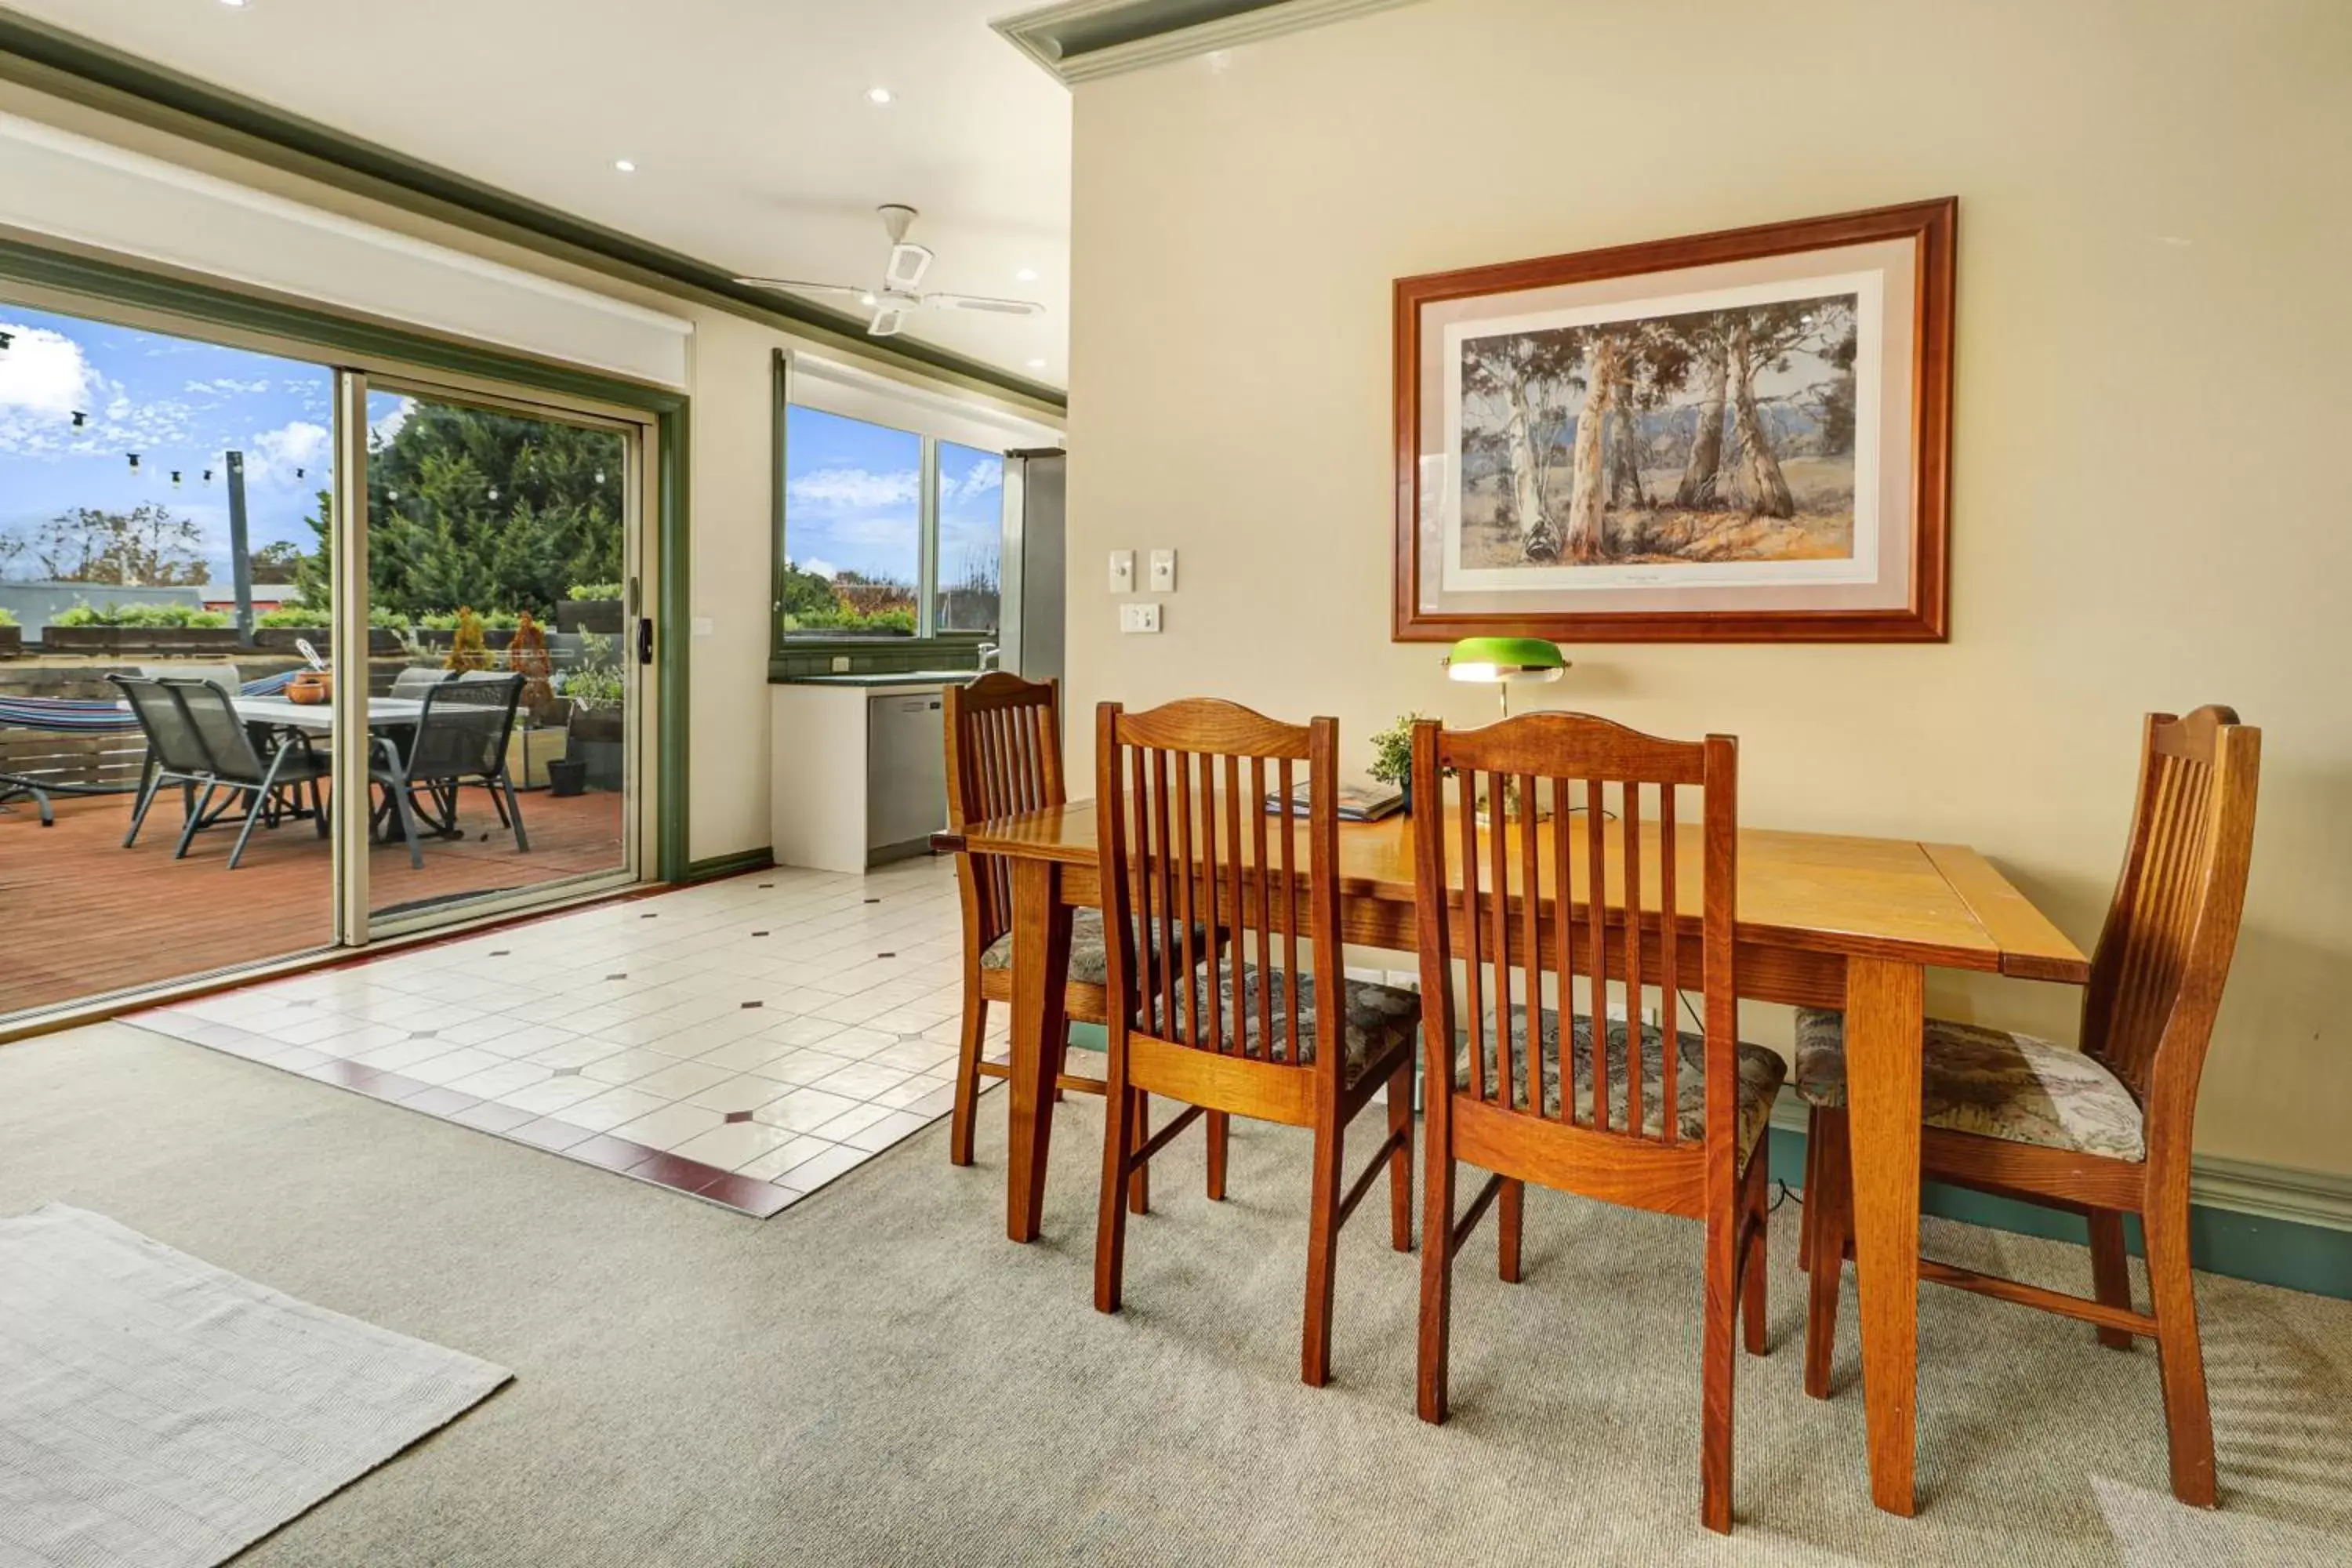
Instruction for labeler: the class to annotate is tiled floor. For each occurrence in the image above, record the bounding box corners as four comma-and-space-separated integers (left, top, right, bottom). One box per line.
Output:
132, 856, 996, 1217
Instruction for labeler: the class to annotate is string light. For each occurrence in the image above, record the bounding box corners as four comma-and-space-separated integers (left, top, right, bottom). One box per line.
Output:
0, 330, 12, 354
487, 487, 500, 500
170, 470, 183, 487
126, 452, 140, 472
201, 468, 213, 483
71, 411, 86, 427
593, 470, 606, 485
296, 466, 307, 479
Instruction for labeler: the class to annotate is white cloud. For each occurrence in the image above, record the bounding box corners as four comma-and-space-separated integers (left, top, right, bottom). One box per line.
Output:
786, 465, 918, 513
792, 556, 838, 579
244, 419, 331, 489
0, 321, 97, 419
941, 460, 1004, 506
368, 397, 413, 448
184, 376, 273, 396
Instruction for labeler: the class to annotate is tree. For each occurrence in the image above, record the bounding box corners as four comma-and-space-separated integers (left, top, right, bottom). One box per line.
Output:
247, 540, 307, 584
1562, 332, 1623, 562
1460, 328, 1584, 560
292, 403, 624, 617
33, 505, 211, 586
1726, 314, 1797, 518
1673, 326, 1732, 508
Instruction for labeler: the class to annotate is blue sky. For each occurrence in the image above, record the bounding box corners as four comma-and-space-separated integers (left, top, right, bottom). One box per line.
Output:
0, 303, 338, 583
784, 405, 1002, 586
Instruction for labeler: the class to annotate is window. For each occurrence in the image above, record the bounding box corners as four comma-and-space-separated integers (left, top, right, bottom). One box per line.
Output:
934, 441, 1004, 636
778, 405, 1004, 643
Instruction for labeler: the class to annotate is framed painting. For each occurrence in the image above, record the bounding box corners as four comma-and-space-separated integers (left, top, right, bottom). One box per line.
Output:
1392, 198, 1955, 642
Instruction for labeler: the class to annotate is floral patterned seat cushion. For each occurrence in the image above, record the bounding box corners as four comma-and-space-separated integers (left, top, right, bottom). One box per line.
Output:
1791, 1008, 2145, 1161
1453, 1011, 1785, 1167
979, 909, 1206, 990
1160, 965, 1420, 1087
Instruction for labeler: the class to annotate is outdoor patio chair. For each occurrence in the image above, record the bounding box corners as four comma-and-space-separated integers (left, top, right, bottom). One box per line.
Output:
111, 674, 220, 851
122, 677, 338, 869
390, 666, 457, 699
376, 671, 529, 862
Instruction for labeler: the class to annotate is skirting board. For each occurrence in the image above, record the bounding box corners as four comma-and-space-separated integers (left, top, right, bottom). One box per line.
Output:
1763, 1102, 2352, 1302
683, 848, 775, 883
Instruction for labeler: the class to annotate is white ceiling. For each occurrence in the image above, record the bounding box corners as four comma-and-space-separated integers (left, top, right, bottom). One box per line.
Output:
13, 0, 1073, 387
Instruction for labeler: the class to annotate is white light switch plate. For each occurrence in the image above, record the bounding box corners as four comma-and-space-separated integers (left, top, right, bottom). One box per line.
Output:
1148, 549, 1177, 592
1109, 550, 1135, 593
1119, 602, 1163, 634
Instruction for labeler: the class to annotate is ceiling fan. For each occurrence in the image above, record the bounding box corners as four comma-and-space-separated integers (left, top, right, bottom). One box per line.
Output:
734, 204, 1046, 338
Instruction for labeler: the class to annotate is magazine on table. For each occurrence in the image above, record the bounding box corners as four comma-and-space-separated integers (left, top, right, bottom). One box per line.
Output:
1261, 780, 1405, 822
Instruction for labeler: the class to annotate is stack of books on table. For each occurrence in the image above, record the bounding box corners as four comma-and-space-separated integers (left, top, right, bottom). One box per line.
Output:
1261, 781, 1405, 822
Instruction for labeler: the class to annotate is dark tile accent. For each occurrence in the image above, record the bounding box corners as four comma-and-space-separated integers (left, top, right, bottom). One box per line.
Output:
863, 898, 880, 905
508, 1116, 597, 1152
550, 1065, 583, 1077
408, 1029, 440, 1040
757, 883, 774, 889
877, 952, 895, 960
723, 1110, 754, 1124
739, 1000, 763, 1010
627, 1151, 731, 1194
448, 1100, 538, 1134
605, 972, 628, 980
564, 1134, 661, 1174
639, 913, 658, 920
751, 931, 769, 938
397, 1085, 484, 1118
489, 949, 510, 956
695, 1173, 798, 1218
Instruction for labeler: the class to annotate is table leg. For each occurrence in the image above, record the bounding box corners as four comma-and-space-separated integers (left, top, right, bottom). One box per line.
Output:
1843, 955, 1926, 1517
1004, 857, 1073, 1243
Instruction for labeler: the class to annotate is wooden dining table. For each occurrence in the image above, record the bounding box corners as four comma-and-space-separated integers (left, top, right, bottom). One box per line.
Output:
933, 800, 2086, 1517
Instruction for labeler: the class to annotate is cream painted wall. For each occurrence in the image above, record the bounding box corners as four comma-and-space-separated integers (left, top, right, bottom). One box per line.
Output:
1064, 0, 2352, 1173
0, 80, 1059, 869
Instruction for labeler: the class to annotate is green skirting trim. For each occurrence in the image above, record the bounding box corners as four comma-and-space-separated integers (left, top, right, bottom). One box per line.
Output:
682, 848, 775, 884
1766, 1125, 2352, 1302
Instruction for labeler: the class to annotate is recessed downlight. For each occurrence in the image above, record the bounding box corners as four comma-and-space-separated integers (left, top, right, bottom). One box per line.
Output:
1025, 358, 1047, 369
1015, 267, 1040, 282
219, 0, 249, 8
613, 158, 637, 173
866, 86, 894, 105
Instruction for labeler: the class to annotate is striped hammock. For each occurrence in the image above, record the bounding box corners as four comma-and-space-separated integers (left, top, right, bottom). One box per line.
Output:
0, 670, 298, 735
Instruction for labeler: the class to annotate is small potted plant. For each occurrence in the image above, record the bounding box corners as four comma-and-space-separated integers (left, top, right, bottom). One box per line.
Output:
1368, 712, 1430, 814
0, 608, 18, 659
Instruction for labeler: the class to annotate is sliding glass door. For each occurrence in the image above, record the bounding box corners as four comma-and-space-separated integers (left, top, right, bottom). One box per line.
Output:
355, 380, 641, 936
1, 289, 655, 1029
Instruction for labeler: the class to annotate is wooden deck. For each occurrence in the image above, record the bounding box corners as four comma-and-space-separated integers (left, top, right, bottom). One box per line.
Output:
1, 784, 627, 1018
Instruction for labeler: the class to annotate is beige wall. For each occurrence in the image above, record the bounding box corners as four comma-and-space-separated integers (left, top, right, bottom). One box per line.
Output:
1063, 0, 2352, 1173
0, 79, 1057, 869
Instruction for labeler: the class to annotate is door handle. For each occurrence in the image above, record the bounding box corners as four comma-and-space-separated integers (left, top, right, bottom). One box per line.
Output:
637, 617, 654, 666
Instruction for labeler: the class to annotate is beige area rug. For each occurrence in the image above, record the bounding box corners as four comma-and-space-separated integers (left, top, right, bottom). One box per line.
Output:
0, 1204, 510, 1568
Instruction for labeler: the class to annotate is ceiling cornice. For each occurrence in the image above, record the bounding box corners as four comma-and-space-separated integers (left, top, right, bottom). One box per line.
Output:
993, 0, 1421, 85
0, 6, 1066, 415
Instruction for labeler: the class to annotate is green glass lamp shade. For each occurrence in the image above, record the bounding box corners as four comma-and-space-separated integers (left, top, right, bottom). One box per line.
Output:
1444, 636, 1567, 685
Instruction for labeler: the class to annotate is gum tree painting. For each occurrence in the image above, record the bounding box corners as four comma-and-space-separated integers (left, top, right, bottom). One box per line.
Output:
1457, 291, 1860, 570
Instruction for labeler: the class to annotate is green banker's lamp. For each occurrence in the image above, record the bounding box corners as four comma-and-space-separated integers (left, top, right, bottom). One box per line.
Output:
1443, 636, 1567, 718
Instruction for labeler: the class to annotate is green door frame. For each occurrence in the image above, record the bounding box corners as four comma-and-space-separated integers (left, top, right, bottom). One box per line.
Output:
0, 234, 692, 882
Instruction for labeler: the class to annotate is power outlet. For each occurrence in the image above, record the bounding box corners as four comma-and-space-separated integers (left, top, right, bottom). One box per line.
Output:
1119, 602, 1163, 634
1148, 548, 1178, 592
1109, 550, 1135, 593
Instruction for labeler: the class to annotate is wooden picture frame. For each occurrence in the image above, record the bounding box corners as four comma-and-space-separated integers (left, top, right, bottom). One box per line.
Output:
1393, 198, 1955, 643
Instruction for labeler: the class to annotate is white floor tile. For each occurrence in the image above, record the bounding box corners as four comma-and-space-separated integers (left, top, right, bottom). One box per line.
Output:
608, 1101, 728, 1152
669, 1120, 800, 1171
753, 1087, 864, 1133
562, 1086, 672, 1133
681, 1072, 795, 1114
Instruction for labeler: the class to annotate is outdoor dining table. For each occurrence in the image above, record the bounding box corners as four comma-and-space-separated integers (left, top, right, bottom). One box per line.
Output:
931, 801, 2089, 1519
230, 695, 426, 731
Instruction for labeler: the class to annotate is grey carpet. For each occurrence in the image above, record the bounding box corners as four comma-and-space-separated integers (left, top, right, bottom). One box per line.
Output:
1, 1021, 2347, 1567
0, 1204, 509, 1568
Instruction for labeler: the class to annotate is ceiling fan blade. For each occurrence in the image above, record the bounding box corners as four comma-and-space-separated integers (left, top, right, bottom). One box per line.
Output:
867, 306, 911, 338
884, 243, 934, 292
924, 293, 1047, 317
733, 278, 871, 299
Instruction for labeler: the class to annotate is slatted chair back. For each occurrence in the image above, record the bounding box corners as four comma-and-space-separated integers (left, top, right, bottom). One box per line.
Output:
409, 673, 523, 782
109, 675, 216, 780
1095, 697, 1341, 1083
1410, 713, 1740, 1171
158, 679, 270, 784
944, 673, 1066, 951
2080, 706, 2260, 1129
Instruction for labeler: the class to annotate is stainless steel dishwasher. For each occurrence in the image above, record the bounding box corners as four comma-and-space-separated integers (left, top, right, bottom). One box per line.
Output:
866, 689, 947, 866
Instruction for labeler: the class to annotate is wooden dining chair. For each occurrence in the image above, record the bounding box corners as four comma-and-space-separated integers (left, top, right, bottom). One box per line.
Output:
1410, 713, 1785, 1535
1093, 698, 1419, 1388
1797, 706, 2259, 1508
943, 673, 1169, 1210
